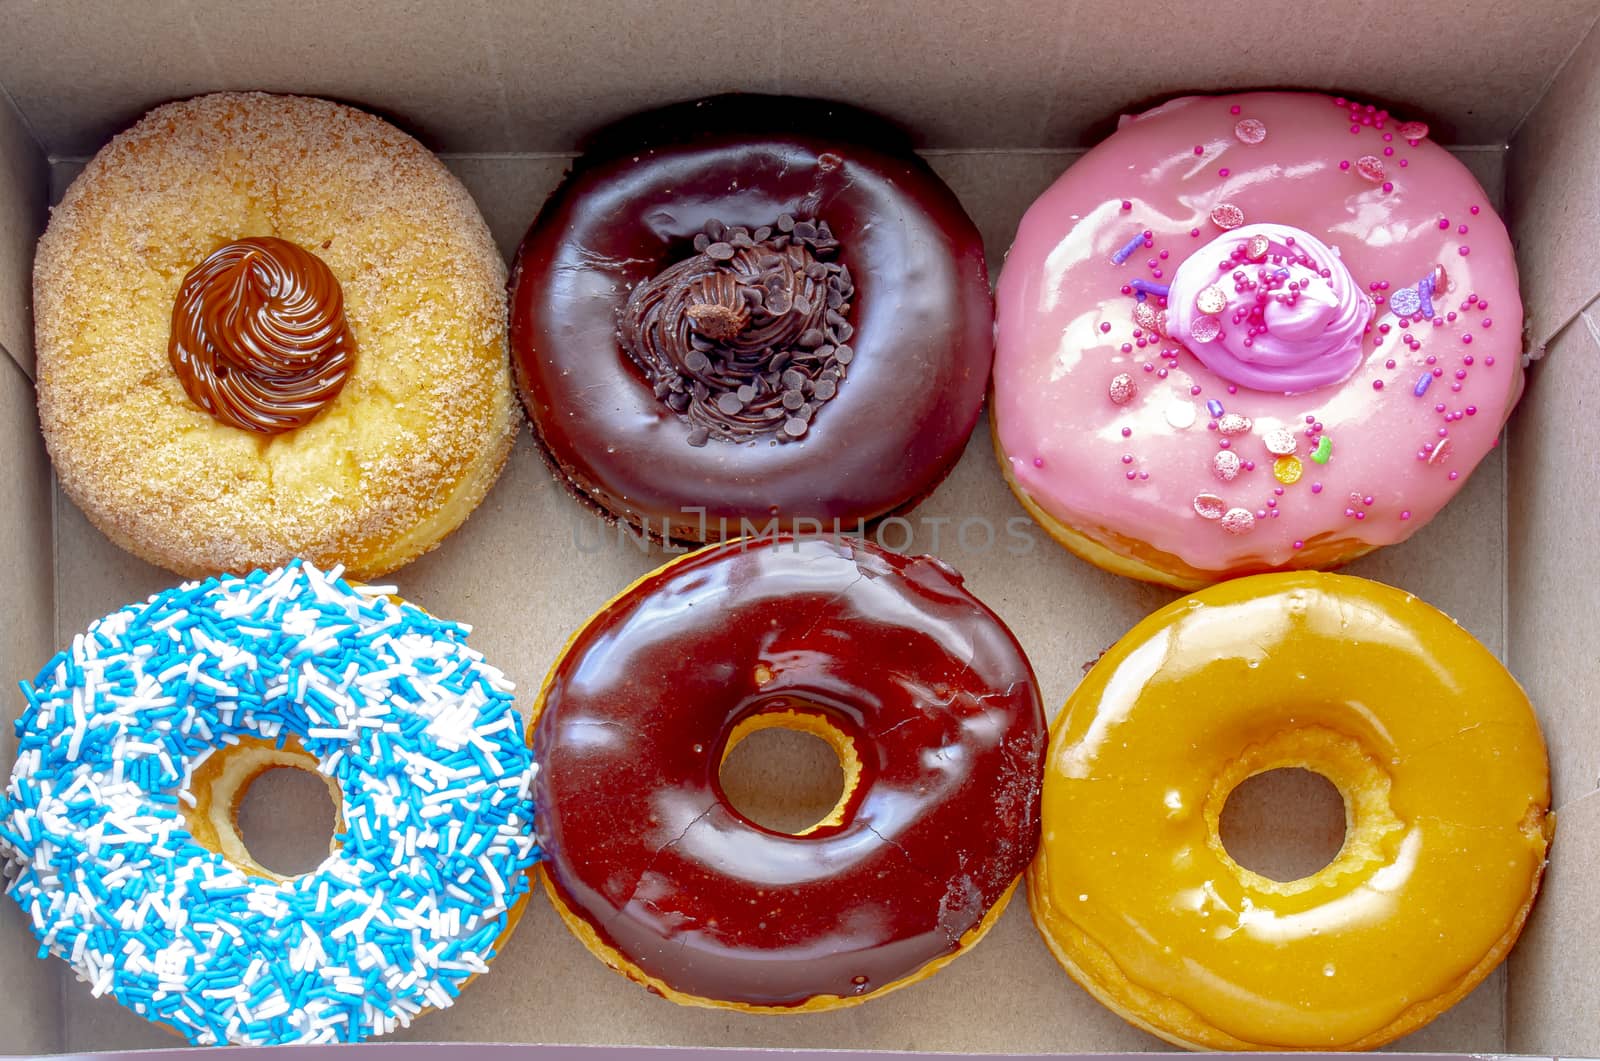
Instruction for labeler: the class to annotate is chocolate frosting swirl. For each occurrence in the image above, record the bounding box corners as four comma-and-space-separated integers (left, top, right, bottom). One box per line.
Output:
618, 217, 854, 446
169, 237, 355, 433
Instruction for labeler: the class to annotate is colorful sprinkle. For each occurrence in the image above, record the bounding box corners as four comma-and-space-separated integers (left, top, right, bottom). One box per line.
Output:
1130, 279, 1170, 297
1217, 413, 1253, 436
1355, 155, 1386, 182
1195, 285, 1229, 315
1206, 399, 1225, 419
1220, 508, 1256, 535
1311, 436, 1333, 464
1212, 450, 1242, 482
1262, 427, 1298, 456
1210, 203, 1245, 230
1273, 455, 1304, 485
1414, 372, 1433, 397
1398, 121, 1428, 141
1108, 373, 1137, 406
1112, 231, 1148, 266
1193, 493, 1227, 520
1234, 119, 1267, 144
1189, 315, 1222, 343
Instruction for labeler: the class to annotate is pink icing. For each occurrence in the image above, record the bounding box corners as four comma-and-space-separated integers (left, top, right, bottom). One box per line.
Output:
993, 92, 1523, 580
1167, 223, 1372, 393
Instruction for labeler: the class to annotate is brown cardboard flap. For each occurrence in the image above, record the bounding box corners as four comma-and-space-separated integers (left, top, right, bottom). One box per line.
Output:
1508, 787, 1600, 1056
5, 1, 1600, 158
0, 89, 45, 378
1508, 300, 1600, 810
1508, 14, 1600, 353
0, 358, 61, 1054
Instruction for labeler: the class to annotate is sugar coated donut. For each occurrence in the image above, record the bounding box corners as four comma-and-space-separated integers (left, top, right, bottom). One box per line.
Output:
531, 535, 1045, 1010
0, 562, 538, 1045
1029, 571, 1552, 1050
994, 92, 1522, 588
510, 95, 993, 543
35, 92, 517, 579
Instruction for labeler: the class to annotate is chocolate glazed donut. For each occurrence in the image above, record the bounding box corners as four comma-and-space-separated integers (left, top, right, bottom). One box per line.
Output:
509, 96, 993, 542
531, 535, 1045, 1009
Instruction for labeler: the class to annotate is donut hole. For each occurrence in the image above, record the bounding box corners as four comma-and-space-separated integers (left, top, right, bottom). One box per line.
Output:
718, 711, 854, 836
1219, 768, 1347, 882
237, 766, 340, 878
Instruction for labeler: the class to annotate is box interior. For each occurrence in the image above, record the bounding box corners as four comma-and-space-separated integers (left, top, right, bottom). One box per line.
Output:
2, 2, 1599, 1056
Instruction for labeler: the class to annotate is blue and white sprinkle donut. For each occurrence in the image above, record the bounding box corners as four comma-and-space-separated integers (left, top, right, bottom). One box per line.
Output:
0, 561, 537, 1045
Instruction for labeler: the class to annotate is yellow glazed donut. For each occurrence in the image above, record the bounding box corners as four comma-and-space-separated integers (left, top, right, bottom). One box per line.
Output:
34, 92, 516, 579
1029, 571, 1552, 1050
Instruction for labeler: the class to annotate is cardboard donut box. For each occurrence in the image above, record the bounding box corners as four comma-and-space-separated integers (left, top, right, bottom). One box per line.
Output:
1, 1, 1598, 1057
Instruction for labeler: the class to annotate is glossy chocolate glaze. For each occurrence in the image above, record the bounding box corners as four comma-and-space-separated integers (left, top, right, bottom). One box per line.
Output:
533, 536, 1045, 1006
509, 96, 993, 542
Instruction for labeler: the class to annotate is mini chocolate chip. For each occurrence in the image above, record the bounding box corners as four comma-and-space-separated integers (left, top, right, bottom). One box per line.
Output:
798, 328, 826, 348
668, 393, 691, 413
834, 322, 854, 342
685, 351, 712, 373
766, 291, 792, 315
742, 287, 764, 306
687, 426, 710, 447
716, 392, 744, 415
814, 344, 834, 359
693, 233, 711, 252
753, 227, 772, 242
770, 352, 792, 371
826, 286, 843, 309
813, 379, 837, 400
784, 417, 808, 438
791, 297, 812, 316
805, 262, 827, 280
797, 403, 815, 420
834, 345, 854, 365
705, 241, 735, 261
761, 254, 784, 270
653, 380, 673, 398
793, 221, 817, 239
731, 230, 754, 248
777, 214, 795, 232
706, 219, 726, 239
782, 369, 805, 389
817, 221, 833, 239
826, 309, 847, 328
782, 389, 804, 410
736, 384, 756, 403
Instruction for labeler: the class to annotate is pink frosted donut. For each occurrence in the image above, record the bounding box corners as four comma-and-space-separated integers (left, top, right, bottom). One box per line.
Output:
993, 92, 1522, 588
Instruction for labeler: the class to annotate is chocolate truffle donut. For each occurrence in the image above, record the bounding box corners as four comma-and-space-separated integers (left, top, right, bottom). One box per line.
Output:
510, 96, 992, 542
531, 535, 1045, 1010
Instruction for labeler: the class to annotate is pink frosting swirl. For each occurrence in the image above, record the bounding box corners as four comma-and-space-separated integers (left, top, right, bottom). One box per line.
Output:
1167, 223, 1371, 393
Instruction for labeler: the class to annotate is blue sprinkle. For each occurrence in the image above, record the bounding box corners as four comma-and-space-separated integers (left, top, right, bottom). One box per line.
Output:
1110, 231, 1147, 266
1130, 278, 1170, 298
1205, 399, 1225, 419
1414, 372, 1433, 397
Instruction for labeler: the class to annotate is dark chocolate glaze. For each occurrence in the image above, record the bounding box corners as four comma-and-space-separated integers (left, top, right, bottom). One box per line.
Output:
532, 535, 1045, 1007
509, 96, 994, 542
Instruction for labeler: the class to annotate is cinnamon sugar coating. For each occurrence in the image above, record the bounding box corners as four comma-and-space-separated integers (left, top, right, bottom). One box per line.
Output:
35, 93, 516, 579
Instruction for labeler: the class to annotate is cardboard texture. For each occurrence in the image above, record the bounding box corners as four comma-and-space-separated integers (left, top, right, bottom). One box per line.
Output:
0, 358, 61, 1054
0, 89, 46, 377
3, 0, 1600, 1055
1508, 18, 1600, 352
